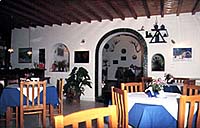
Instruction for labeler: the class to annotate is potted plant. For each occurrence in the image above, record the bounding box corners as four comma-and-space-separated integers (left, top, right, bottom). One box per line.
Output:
64, 67, 92, 103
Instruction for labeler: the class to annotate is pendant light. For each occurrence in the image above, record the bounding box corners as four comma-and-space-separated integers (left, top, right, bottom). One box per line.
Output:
27, 27, 32, 55
8, 16, 14, 53
8, 48, 14, 53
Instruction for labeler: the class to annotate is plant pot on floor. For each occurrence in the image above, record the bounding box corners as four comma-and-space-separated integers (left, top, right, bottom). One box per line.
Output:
64, 67, 92, 104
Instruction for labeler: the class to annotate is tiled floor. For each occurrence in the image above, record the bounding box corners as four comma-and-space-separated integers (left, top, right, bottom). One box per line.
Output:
23, 100, 105, 128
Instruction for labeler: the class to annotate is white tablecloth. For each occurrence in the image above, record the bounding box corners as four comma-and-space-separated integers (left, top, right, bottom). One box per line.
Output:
128, 92, 181, 120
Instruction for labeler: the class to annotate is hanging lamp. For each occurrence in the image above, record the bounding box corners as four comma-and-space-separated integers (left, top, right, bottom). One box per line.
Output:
27, 27, 32, 55
8, 16, 14, 53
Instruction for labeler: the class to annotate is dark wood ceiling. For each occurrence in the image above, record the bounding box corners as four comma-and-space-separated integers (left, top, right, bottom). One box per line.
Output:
0, 0, 200, 29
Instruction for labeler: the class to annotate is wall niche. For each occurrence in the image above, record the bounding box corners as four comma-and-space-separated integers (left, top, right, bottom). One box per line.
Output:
50, 43, 70, 72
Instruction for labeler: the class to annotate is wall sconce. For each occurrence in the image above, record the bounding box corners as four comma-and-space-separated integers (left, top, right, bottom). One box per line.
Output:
146, 23, 168, 43
80, 39, 85, 45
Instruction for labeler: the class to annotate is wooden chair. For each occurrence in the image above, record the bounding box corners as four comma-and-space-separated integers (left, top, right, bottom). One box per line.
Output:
182, 83, 200, 95
47, 78, 64, 126
178, 95, 200, 128
55, 78, 64, 115
121, 82, 143, 92
19, 80, 47, 128
184, 79, 196, 85
173, 77, 189, 84
141, 76, 152, 90
111, 86, 128, 128
0, 107, 18, 128
0, 80, 18, 128
54, 105, 118, 128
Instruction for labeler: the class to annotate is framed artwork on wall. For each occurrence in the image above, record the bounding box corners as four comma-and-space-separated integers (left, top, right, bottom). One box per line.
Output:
121, 56, 126, 61
173, 48, 192, 61
74, 51, 89, 63
57, 47, 64, 56
151, 53, 165, 71
113, 60, 118, 64
51, 43, 70, 72
18, 48, 32, 63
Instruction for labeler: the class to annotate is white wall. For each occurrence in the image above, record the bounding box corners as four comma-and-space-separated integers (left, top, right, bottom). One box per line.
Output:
10, 12, 200, 101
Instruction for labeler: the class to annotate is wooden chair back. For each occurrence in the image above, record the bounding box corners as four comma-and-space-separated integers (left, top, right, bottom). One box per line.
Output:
178, 95, 200, 128
56, 78, 64, 115
141, 77, 152, 90
173, 77, 189, 84
111, 86, 128, 128
46, 79, 64, 127
20, 80, 47, 128
121, 82, 143, 92
184, 79, 196, 85
0, 107, 18, 128
182, 83, 200, 95
54, 105, 118, 128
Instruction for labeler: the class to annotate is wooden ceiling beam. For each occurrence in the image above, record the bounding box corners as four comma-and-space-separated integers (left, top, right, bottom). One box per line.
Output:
124, 0, 137, 19
20, 0, 63, 25
142, 0, 151, 18
79, 0, 102, 22
105, 0, 125, 20
93, 1, 113, 21
65, 1, 92, 23
0, 10, 30, 29
52, 0, 81, 24
176, 0, 183, 16
0, 4, 45, 27
5, 0, 55, 26
39, 0, 71, 25
160, 0, 164, 17
192, 0, 200, 15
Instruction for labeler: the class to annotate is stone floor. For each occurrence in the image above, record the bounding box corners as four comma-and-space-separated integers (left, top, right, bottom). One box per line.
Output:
1, 100, 105, 128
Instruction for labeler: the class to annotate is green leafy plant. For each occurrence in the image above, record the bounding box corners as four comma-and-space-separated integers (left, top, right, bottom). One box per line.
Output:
64, 67, 92, 102
149, 78, 165, 92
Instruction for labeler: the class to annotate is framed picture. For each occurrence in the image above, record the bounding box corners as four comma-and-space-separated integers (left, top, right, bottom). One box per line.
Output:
18, 48, 32, 63
173, 48, 192, 61
121, 56, 126, 61
57, 47, 64, 56
151, 54, 165, 71
113, 60, 118, 64
74, 51, 89, 63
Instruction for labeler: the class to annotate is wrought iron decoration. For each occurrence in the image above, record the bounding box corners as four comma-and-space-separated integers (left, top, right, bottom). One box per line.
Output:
146, 23, 168, 43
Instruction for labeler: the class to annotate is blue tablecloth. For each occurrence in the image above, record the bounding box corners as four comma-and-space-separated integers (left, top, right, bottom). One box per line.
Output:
129, 103, 177, 128
163, 85, 182, 94
0, 84, 58, 114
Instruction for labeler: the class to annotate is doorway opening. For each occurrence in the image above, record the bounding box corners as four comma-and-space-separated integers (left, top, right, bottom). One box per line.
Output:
95, 28, 147, 101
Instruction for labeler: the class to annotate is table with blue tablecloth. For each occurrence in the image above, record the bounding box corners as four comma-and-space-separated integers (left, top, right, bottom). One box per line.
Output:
163, 83, 183, 94
0, 84, 59, 126
127, 92, 181, 128
129, 103, 177, 128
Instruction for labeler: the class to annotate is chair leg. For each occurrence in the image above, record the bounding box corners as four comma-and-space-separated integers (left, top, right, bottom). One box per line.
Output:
15, 107, 18, 128
20, 113, 24, 128
43, 110, 46, 128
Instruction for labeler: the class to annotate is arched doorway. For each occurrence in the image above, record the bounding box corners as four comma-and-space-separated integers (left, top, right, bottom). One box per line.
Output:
95, 28, 147, 100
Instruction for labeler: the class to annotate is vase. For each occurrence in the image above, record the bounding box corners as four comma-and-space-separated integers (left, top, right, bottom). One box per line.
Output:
153, 91, 159, 97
